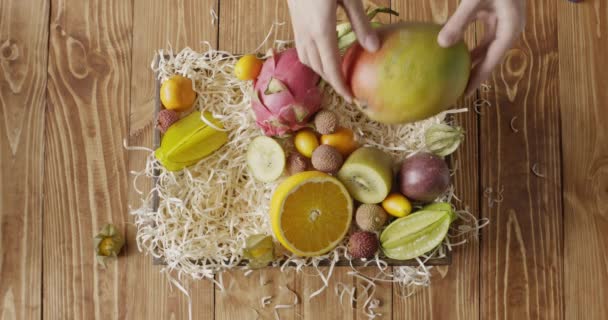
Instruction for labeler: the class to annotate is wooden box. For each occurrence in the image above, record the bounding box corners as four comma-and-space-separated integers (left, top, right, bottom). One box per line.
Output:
150, 57, 451, 267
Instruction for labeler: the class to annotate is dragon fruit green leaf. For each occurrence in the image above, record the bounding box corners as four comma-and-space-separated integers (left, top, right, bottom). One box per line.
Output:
265, 77, 288, 95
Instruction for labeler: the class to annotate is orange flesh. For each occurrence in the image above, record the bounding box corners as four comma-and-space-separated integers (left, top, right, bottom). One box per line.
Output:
280, 181, 351, 253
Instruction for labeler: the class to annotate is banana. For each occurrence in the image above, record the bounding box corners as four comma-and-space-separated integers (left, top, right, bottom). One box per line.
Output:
336, 7, 400, 52
246, 136, 286, 182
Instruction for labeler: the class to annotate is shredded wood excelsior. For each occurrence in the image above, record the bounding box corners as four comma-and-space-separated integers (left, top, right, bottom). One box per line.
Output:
510, 116, 519, 133
473, 98, 491, 115
210, 8, 218, 26
483, 186, 505, 208
532, 163, 546, 178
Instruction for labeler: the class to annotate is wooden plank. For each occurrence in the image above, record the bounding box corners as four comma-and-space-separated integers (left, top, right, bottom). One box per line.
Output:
125, 1, 218, 319
215, 269, 297, 319
218, 0, 293, 54
0, 0, 48, 319
295, 267, 355, 320
557, 1, 608, 319
355, 267, 393, 319
479, 0, 563, 319
43, 0, 132, 318
391, 1, 480, 319
216, 1, 297, 318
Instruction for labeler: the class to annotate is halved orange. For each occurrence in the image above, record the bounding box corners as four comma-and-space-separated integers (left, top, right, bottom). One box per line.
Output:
270, 171, 353, 256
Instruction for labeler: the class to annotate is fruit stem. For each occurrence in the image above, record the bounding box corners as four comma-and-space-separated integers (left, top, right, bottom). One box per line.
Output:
366, 7, 400, 20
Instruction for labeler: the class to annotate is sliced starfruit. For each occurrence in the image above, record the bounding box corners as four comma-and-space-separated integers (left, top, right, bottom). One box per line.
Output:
422, 202, 457, 222
381, 215, 450, 260
380, 209, 451, 260
336, 7, 399, 52
155, 111, 228, 171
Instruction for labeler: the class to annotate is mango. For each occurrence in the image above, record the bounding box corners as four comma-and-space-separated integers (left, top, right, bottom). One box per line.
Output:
342, 23, 471, 124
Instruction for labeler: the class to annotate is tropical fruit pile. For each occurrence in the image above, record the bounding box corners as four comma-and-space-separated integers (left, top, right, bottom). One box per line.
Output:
151, 7, 469, 268
236, 44, 464, 265
244, 110, 461, 263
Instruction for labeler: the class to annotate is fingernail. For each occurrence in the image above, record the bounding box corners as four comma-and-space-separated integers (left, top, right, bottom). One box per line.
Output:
437, 33, 453, 48
364, 35, 380, 52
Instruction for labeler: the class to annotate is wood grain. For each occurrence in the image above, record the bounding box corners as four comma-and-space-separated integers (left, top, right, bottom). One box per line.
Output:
557, 1, 608, 319
479, 0, 563, 319
215, 269, 297, 319
391, 1, 480, 319
43, 0, 132, 318
6, 0, 608, 319
0, 0, 48, 319
355, 267, 393, 319
218, 0, 293, 54
125, 1, 218, 319
295, 267, 355, 320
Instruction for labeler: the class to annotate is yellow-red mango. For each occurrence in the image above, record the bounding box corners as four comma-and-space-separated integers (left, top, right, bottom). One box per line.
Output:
342, 23, 471, 124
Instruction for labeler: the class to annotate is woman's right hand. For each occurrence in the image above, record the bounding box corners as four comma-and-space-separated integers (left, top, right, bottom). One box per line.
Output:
287, 0, 380, 102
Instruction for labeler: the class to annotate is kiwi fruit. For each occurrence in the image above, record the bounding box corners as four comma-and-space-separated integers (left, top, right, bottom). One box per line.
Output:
337, 147, 393, 204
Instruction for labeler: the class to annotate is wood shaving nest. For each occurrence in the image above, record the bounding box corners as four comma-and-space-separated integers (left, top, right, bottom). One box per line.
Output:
128, 43, 484, 294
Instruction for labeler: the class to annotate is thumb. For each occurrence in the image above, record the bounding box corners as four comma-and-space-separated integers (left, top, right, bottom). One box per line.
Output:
438, 1, 476, 48
342, 0, 379, 52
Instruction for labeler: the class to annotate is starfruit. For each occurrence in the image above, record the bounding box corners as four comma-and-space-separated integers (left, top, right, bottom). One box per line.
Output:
380, 209, 451, 260
336, 7, 399, 52
155, 111, 229, 171
424, 124, 464, 157
94, 224, 124, 267
243, 234, 275, 269
422, 202, 457, 222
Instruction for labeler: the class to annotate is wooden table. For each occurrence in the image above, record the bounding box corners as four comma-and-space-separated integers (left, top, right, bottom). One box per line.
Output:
1, 0, 606, 319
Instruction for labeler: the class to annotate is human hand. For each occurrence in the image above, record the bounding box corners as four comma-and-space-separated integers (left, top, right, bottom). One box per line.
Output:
437, 0, 526, 94
287, 0, 380, 102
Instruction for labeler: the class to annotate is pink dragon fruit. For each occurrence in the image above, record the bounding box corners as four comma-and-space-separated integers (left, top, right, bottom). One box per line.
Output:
251, 48, 322, 136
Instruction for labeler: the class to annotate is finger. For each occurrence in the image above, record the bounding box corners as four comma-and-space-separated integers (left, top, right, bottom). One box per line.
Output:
471, 41, 489, 66
317, 38, 353, 102
342, 0, 379, 52
466, 24, 517, 93
306, 45, 325, 78
295, 42, 310, 67
438, 0, 478, 48
296, 48, 317, 85
471, 13, 497, 65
